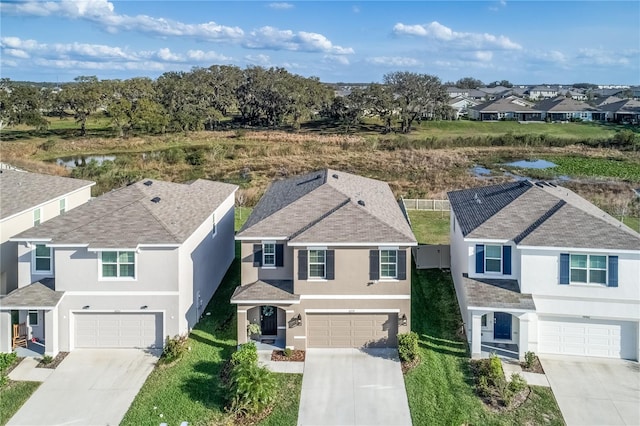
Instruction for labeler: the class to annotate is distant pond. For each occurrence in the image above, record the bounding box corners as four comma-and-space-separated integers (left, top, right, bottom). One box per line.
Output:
56, 155, 116, 168
504, 159, 557, 169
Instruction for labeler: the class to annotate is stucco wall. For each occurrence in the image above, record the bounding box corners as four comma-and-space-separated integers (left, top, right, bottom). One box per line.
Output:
240, 241, 293, 285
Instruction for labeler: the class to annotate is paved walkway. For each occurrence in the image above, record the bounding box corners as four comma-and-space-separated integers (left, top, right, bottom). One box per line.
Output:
8, 349, 158, 426
298, 348, 411, 426
541, 355, 640, 426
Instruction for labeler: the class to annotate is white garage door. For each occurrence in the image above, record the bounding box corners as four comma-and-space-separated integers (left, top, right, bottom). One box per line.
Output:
538, 316, 638, 360
75, 312, 163, 349
307, 313, 398, 348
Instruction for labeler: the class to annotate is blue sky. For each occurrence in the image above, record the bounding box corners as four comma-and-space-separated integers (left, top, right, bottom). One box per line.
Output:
1, 0, 638, 84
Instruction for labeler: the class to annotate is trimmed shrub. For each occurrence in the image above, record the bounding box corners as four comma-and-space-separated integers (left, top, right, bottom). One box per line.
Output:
40, 354, 53, 365
524, 351, 536, 369
283, 347, 293, 357
488, 353, 504, 382
509, 373, 527, 394
161, 334, 188, 363
231, 342, 258, 367
397, 332, 419, 363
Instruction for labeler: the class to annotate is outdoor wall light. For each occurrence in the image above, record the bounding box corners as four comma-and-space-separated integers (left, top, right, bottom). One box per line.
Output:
82, 305, 90, 310
399, 314, 407, 326
295, 314, 302, 326
140, 305, 148, 310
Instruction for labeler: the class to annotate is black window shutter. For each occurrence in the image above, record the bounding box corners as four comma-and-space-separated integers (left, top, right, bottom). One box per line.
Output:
502, 246, 512, 275
326, 250, 335, 280
369, 250, 380, 280
475, 244, 485, 274
298, 250, 308, 280
253, 244, 262, 267
397, 250, 407, 280
275, 244, 284, 267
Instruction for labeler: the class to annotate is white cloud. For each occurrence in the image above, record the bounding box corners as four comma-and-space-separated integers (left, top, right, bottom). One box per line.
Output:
268, 2, 294, 9
366, 56, 421, 67
245, 26, 354, 55
244, 54, 271, 66
156, 48, 183, 62
472, 51, 493, 62
324, 55, 350, 65
393, 21, 521, 50
187, 50, 231, 62
3, 48, 30, 59
575, 48, 633, 66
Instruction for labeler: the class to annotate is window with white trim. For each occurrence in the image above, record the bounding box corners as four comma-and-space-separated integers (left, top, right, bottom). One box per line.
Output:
485, 245, 502, 273
28, 310, 38, 326
263, 243, 276, 267
34, 244, 52, 273
101, 251, 135, 278
59, 198, 66, 214
380, 249, 397, 279
308, 249, 326, 279
33, 208, 41, 226
570, 254, 607, 285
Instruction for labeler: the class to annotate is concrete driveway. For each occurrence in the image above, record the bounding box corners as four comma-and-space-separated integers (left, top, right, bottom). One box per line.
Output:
541, 355, 640, 426
298, 348, 412, 426
8, 349, 158, 426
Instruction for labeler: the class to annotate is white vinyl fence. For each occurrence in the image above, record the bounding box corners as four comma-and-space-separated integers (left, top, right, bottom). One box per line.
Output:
402, 198, 450, 211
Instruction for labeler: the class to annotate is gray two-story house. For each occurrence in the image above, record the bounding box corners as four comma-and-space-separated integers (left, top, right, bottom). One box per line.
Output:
231, 169, 417, 350
1, 178, 237, 356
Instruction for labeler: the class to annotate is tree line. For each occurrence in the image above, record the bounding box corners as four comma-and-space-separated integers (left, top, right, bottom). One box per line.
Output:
0, 67, 451, 135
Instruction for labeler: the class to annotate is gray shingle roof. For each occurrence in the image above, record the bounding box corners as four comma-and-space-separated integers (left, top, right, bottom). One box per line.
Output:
0, 281, 64, 309
471, 97, 538, 113
238, 169, 416, 244
230, 280, 299, 303
14, 179, 237, 248
462, 274, 535, 310
448, 182, 640, 250
534, 96, 598, 112
0, 169, 94, 220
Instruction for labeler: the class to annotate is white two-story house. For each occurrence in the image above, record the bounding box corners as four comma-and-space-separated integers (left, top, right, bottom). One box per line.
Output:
0, 169, 94, 295
1, 178, 237, 356
448, 181, 640, 361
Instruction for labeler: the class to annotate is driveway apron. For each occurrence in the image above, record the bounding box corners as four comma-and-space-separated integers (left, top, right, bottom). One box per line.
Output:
298, 348, 412, 426
541, 355, 640, 426
8, 349, 157, 426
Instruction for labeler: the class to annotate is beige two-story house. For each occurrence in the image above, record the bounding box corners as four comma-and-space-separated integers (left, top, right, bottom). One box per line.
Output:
231, 169, 417, 350
0, 169, 94, 295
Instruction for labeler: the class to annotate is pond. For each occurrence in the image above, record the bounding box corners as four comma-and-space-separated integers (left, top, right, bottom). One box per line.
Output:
56, 155, 117, 168
504, 159, 558, 169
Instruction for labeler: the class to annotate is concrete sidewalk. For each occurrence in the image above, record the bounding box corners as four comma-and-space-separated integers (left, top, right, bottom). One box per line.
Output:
298, 348, 411, 426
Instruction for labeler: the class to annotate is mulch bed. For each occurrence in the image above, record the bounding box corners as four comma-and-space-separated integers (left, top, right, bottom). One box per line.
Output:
271, 350, 305, 362
36, 352, 69, 369
401, 357, 421, 374
520, 356, 545, 374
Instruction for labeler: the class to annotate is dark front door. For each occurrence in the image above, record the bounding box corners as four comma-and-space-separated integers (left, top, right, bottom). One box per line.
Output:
494, 312, 512, 340
260, 306, 277, 336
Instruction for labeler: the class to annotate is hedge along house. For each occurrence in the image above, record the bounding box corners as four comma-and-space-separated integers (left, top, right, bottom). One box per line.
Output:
231, 169, 417, 350
1, 178, 237, 356
448, 181, 640, 361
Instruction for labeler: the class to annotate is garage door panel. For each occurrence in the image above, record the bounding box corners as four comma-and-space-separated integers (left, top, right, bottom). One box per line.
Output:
75, 313, 162, 349
307, 314, 398, 348
539, 316, 636, 360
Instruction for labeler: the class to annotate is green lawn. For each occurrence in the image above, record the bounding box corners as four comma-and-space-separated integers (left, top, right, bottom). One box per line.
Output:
0, 381, 41, 426
405, 269, 564, 425
407, 210, 450, 244
122, 209, 301, 426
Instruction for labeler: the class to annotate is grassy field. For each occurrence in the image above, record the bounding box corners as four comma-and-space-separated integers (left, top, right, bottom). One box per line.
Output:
405, 269, 564, 426
407, 210, 451, 244
0, 381, 41, 426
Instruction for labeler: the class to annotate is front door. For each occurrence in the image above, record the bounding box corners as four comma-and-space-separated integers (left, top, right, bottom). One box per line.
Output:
260, 306, 277, 336
494, 312, 512, 340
